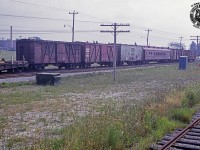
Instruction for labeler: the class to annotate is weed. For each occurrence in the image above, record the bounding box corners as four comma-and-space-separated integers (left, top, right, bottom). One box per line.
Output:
1, 63, 200, 149
6, 137, 27, 148
170, 108, 195, 123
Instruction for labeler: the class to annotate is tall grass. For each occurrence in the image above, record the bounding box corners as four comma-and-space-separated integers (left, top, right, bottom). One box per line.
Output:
29, 85, 200, 150
1, 64, 200, 149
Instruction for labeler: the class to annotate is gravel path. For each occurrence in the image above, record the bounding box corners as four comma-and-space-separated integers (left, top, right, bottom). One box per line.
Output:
0, 65, 165, 83
0, 70, 112, 83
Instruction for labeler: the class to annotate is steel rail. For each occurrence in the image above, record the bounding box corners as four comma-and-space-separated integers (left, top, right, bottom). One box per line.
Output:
160, 118, 200, 150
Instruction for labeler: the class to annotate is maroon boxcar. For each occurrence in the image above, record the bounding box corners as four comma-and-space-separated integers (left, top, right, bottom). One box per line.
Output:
56, 42, 101, 68
170, 49, 196, 62
181, 50, 196, 61
56, 42, 82, 69
16, 40, 102, 70
83, 42, 101, 67
16, 39, 57, 70
100, 44, 120, 66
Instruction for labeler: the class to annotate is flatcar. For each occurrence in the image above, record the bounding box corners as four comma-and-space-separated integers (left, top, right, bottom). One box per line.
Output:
0, 60, 29, 72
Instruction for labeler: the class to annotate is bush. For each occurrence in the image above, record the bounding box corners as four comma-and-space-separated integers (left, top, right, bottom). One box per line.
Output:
170, 108, 194, 123
182, 89, 200, 107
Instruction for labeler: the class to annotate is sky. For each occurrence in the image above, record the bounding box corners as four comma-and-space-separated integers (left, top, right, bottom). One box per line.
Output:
0, 0, 200, 49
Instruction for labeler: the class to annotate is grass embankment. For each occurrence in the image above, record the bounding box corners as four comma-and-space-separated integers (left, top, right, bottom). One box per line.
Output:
1, 63, 200, 149
37, 86, 200, 150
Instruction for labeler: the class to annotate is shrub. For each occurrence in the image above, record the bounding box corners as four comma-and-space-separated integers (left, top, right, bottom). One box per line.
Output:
171, 108, 195, 123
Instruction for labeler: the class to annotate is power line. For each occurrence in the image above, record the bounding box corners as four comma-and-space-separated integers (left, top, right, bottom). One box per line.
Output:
0, 30, 100, 36
1, 0, 111, 23
0, 1, 192, 40
0, 13, 67, 21
1, 0, 70, 12
0, 13, 106, 23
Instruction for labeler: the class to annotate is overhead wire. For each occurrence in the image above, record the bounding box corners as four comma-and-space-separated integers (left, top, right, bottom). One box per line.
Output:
0, 0, 193, 46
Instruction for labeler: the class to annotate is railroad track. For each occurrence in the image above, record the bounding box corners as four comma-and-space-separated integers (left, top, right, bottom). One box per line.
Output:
151, 112, 200, 150
0, 63, 174, 79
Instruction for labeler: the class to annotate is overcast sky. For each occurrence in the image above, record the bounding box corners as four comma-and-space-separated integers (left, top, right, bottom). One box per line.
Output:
0, 0, 200, 49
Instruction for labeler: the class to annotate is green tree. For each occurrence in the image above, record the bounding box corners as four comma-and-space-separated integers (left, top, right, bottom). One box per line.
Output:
190, 41, 197, 51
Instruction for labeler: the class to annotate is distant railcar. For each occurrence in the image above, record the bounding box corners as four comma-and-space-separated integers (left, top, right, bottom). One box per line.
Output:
100, 44, 117, 66
181, 50, 196, 61
0, 60, 29, 72
83, 42, 101, 67
170, 49, 196, 62
118, 44, 144, 65
170, 49, 181, 62
56, 42, 82, 69
14, 39, 197, 72
55, 42, 101, 69
143, 47, 171, 63
16, 39, 57, 70
16, 40, 102, 70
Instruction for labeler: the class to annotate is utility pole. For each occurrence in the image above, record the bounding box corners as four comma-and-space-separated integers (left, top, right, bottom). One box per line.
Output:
69, 10, 78, 42
10, 26, 13, 50
179, 36, 183, 49
190, 36, 200, 54
100, 23, 130, 81
145, 29, 152, 46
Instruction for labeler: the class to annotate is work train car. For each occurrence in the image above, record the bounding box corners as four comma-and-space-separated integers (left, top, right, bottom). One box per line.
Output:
143, 47, 171, 63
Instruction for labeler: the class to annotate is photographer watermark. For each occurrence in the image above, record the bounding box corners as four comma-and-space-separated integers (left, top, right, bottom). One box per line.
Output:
190, 3, 200, 28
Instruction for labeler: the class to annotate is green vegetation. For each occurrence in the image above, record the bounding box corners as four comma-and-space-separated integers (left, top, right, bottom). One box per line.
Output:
1, 63, 200, 149
0, 50, 16, 61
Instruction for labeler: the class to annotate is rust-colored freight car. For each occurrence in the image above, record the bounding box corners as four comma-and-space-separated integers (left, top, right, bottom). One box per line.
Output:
16, 39, 57, 70
83, 42, 101, 67
100, 44, 119, 66
16, 40, 102, 70
170, 49, 196, 62
56, 42, 82, 69
182, 50, 196, 61
56, 42, 101, 69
